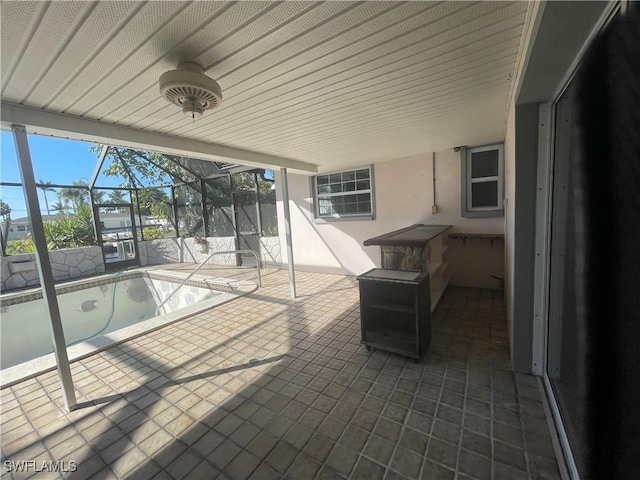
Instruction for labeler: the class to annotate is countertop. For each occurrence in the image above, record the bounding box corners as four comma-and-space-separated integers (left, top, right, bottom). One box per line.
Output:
363, 224, 451, 247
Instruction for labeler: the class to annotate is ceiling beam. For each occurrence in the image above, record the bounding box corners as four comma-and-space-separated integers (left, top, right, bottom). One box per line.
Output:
0, 102, 318, 174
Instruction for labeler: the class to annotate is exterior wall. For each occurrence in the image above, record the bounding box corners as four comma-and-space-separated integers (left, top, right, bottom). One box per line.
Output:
0, 246, 105, 291
276, 149, 505, 287
138, 236, 282, 267
1, 221, 31, 241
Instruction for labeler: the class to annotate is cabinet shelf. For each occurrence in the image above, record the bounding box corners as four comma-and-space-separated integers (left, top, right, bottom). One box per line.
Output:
364, 328, 417, 355
364, 301, 415, 314
357, 268, 431, 360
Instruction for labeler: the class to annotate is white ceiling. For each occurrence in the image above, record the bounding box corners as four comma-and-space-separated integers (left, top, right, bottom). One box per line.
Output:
1, 1, 530, 173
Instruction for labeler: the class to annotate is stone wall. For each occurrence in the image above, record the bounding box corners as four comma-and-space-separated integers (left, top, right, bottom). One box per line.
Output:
139, 236, 282, 267
1, 246, 105, 292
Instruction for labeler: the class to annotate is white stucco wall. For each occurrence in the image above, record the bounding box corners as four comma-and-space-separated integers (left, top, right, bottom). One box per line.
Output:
276, 148, 505, 287
139, 236, 281, 267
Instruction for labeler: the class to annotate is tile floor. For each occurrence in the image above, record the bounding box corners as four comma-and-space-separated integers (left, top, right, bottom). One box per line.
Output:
0, 267, 561, 479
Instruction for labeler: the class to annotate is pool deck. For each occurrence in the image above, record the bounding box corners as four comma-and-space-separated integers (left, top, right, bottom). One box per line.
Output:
0, 265, 560, 479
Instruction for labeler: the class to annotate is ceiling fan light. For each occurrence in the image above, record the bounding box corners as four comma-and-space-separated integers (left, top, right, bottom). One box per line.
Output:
159, 62, 222, 118
181, 97, 204, 119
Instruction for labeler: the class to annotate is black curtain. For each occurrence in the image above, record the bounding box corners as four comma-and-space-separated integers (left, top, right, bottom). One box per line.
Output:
574, 4, 640, 478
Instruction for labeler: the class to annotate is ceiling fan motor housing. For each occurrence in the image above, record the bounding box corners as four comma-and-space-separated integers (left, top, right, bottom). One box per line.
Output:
159, 62, 222, 117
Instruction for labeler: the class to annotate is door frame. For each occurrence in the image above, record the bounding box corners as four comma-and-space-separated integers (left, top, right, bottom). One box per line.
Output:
94, 203, 140, 271
231, 188, 262, 267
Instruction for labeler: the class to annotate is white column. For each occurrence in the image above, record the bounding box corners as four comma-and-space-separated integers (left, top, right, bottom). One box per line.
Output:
11, 125, 77, 411
280, 168, 296, 298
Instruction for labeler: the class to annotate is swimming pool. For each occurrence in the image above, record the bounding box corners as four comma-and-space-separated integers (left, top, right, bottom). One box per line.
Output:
0, 269, 256, 385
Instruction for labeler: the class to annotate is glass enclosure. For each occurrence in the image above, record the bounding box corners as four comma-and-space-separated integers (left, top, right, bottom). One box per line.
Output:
1, 134, 279, 275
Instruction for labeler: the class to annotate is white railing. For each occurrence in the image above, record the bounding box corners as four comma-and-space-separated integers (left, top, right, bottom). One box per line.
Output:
154, 249, 261, 315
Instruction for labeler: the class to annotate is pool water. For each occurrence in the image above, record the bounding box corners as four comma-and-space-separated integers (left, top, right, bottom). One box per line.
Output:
0, 272, 222, 369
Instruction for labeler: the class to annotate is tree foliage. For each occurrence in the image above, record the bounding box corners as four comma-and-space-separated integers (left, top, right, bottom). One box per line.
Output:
58, 178, 89, 213
4, 203, 97, 255
42, 203, 96, 250
90, 145, 277, 238
37, 180, 55, 216
0, 199, 11, 254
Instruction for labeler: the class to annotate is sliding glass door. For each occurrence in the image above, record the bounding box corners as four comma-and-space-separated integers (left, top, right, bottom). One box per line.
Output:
545, 80, 588, 477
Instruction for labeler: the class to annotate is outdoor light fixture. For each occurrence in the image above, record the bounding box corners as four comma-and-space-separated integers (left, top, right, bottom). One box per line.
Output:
159, 62, 222, 119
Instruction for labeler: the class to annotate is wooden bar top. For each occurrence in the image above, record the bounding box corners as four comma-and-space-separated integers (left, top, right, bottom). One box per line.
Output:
363, 224, 451, 247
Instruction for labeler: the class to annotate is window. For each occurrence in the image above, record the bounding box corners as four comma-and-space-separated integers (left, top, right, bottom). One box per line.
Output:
461, 144, 504, 217
17, 224, 29, 232
313, 166, 375, 220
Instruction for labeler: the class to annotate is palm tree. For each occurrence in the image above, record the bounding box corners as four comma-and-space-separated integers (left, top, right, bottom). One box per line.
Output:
51, 200, 67, 215
92, 190, 105, 204
37, 180, 55, 216
105, 190, 127, 212
108, 190, 127, 204
58, 178, 89, 213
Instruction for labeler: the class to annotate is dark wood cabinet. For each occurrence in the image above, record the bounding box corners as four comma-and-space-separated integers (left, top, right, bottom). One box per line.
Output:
357, 269, 431, 360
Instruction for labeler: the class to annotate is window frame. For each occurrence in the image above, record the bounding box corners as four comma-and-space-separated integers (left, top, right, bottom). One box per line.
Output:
311, 165, 376, 222
461, 144, 504, 218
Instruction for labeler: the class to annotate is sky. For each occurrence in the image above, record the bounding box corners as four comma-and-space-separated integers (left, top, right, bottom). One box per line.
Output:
1, 131, 127, 219
0, 131, 274, 220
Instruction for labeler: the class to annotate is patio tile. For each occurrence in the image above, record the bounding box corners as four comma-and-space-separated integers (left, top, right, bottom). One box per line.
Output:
303, 432, 335, 462
265, 440, 298, 473
325, 444, 358, 476
390, 445, 423, 478
363, 435, 395, 466
426, 438, 458, 470
224, 450, 261, 480
0, 271, 561, 480
286, 452, 322, 479
420, 460, 455, 480
208, 440, 242, 470
458, 448, 492, 479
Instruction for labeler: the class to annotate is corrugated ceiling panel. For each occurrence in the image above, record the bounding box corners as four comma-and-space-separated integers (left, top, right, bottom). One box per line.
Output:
81, 1, 279, 120
172, 3, 524, 142
193, 31, 521, 142
109, 1, 364, 126
208, 2, 374, 79
168, 2, 521, 140
224, 52, 517, 147
64, 1, 236, 116
0, 1, 532, 170
296, 93, 508, 166
24, 1, 142, 107
0, 1, 44, 92
2, 2, 92, 101
45, 1, 187, 112
242, 83, 509, 155
141, 1, 427, 133
173, 1, 457, 134
112, 2, 396, 129
104, 2, 317, 124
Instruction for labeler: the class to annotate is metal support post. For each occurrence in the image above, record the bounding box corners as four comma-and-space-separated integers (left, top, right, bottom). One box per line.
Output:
11, 124, 77, 411
280, 168, 296, 298
201, 179, 209, 237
